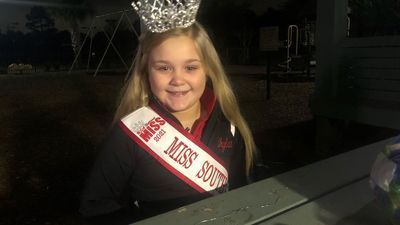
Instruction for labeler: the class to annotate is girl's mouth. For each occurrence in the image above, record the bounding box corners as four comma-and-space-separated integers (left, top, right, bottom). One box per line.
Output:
167, 90, 189, 96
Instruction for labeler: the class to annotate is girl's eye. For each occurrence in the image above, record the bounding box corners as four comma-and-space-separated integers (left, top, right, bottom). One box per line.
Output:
156, 65, 171, 72
186, 65, 199, 71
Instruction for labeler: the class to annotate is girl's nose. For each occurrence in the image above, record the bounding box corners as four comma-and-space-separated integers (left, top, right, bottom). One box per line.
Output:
170, 70, 185, 86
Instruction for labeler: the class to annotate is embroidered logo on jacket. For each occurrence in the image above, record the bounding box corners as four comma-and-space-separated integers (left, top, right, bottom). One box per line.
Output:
217, 138, 233, 152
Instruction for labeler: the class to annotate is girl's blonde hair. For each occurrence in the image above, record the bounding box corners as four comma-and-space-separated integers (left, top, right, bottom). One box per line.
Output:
114, 22, 256, 176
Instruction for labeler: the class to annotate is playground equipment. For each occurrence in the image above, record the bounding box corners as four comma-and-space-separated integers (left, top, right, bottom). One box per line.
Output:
275, 22, 315, 75
68, 9, 140, 78
285, 25, 299, 72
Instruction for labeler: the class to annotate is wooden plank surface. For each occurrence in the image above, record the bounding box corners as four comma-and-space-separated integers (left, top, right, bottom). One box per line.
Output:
311, 98, 400, 129
341, 36, 400, 48
258, 178, 390, 225
342, 47, 400, 58
352, 58, 400, 69
353, 78, 400, 91
132, 137, 396, 225
351, 90, 400, 102
350, 68, 400, 80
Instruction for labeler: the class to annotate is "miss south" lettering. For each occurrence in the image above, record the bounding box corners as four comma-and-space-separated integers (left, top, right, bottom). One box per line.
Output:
196, 160, 228, 192
163, 137, 199, 169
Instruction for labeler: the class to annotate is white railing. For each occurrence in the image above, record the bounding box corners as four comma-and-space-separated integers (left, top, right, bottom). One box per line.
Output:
286, 25, 299, 72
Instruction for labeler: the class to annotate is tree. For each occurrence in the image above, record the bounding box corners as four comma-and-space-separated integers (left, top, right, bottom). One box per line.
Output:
26, 6, 55, 32
47, 0, 94, 61
198, 0, 258, 64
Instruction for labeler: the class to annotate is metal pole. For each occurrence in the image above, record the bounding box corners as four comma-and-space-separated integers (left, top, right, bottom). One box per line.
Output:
68, 20, 95, 73
287, 26, 292, 72
95, 8, 134, 19
294, 25, 299, 56
93, 13, 124, 77
100, 26, 129, 70
286, 25, 299, 72
123, 11, 140, 39
266, 52, 271, 100
86, 28, 94, 72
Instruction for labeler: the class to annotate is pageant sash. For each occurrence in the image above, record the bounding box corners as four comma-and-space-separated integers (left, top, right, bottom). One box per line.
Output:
120, 106, 228, 194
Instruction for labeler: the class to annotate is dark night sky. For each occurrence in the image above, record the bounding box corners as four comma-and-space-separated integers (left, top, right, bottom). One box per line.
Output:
0, 0, 132, 32
0, 0, 286, 33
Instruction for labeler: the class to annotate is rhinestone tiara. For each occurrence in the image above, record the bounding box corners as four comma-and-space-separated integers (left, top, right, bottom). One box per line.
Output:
131, 0, 201, 33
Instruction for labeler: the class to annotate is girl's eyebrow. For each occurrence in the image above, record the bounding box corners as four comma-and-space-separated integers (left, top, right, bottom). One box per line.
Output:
152, 60, 170, 64
185, 59, 201, 63
152, 59, 201, 64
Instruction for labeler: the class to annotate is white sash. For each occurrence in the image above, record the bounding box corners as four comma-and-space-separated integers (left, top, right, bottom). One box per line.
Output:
120, 106, 229, 194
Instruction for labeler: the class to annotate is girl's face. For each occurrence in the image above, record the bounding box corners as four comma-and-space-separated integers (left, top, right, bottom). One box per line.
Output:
148, 35, 206, 113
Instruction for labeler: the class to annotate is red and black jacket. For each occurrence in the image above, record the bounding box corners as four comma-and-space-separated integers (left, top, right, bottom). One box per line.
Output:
79, 88, 247, 224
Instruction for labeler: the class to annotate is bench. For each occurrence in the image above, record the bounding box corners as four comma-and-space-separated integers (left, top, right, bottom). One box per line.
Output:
132, 136, 396, 225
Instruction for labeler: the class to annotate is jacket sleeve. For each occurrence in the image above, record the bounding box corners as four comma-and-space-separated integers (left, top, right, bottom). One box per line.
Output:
79, 124, 138, 222
228, 132, 248, 190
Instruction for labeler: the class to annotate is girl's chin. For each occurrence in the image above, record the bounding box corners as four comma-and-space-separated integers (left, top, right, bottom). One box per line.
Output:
163, 100, 198, 113
165, 104, 190, 113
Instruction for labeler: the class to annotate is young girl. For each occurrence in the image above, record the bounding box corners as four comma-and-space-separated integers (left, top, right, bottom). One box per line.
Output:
79, 1, 256, 224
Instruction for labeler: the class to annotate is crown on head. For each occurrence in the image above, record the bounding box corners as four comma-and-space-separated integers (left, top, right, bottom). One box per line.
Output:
131, 0, 201, 33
